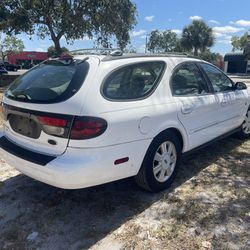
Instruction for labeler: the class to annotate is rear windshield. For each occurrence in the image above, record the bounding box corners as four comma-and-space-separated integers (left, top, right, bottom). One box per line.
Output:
5, 59, 89, 103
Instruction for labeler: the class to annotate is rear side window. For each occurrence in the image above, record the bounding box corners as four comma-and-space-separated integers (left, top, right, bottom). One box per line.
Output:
102, 61, 165, 100
171, 63, 210, 96
5, 59, 89, 103
200, 63, 234, 92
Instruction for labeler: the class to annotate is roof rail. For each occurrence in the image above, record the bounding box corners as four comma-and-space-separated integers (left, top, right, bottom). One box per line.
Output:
70, 48, 122, 56
101, 52, 201, 61
149, 52, 201, 59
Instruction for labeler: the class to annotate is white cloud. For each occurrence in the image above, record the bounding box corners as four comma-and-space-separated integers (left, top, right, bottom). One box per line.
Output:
231, 19, 250, 27
131, 29, 147, 37
171, 29, 182, 35
62, 35, 91, 41
77, 36, 91, 41
144, 15, 154, 22
213, 25, 242, 45
189, 15, 202, 21
214, 32, 223, 38
209, 20, 220, 25
217, 39, 231, 44
35, 48, 46, 52
213, 25, 244, 35
215, 32, 233, 44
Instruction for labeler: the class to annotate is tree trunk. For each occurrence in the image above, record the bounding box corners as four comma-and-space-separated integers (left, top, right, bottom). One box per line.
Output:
46, 21, 62, 57
52, 38, 62, 56
0, 49, 4, 61
194, 47, 198, 56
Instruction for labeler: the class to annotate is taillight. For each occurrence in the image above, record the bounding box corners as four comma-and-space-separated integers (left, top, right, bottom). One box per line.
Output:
70, 116, 107, 139
38, 116, 68, 127
38, 116, 70, 137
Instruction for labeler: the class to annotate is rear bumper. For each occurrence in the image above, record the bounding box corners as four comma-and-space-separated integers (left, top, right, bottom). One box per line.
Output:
0, 135, 150, 189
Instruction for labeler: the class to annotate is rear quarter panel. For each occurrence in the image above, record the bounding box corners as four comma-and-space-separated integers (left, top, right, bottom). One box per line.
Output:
68, 58, 189, 152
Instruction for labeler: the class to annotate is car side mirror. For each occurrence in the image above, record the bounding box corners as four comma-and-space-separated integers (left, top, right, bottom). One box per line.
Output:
235, 82, 247, 90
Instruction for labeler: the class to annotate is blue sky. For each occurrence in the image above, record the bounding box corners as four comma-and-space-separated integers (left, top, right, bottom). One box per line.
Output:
11, 0, 250, 55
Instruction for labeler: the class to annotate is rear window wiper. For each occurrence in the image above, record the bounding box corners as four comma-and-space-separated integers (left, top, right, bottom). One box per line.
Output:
15, 94, 31, 100
7, 91, 31, 101
76, 57, 89, 65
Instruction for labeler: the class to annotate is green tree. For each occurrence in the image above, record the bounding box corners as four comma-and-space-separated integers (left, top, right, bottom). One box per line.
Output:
181, 20, 215, 56
147, 30, 180, 53
123, 46, 137, 53
0, 34, 25, 60
231, 32, 250, 59
0, 0, 137, 55
199, 49, 222, 66
47, 46, 69, 58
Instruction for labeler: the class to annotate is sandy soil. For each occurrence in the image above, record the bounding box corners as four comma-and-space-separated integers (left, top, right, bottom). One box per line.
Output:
0, 137, 249, 250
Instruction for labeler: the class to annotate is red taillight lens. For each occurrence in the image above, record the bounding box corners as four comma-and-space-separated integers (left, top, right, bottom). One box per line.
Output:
38, 116, 68, 127
70, 116, 107, 139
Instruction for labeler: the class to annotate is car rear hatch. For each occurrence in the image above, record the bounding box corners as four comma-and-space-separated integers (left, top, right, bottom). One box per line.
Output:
1, 55, 92, 156
1, 104, 74, 156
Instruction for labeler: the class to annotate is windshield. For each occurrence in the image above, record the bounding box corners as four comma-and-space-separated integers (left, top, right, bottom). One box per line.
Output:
5, 59, 89, 103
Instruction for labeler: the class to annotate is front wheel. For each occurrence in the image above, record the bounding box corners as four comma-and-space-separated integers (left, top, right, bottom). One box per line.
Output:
135, 131, 181, 192
237, 109, 250, 139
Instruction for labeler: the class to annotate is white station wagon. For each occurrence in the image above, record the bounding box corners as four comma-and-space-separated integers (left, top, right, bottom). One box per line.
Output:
0, 52, 249, 192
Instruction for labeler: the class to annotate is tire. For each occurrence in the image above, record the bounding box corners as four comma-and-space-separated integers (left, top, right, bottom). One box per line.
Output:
135, 130, 182, 192
237, 108, 250, 139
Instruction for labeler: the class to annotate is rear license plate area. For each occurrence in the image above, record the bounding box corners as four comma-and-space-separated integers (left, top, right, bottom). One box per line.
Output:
9, 114, 41, 139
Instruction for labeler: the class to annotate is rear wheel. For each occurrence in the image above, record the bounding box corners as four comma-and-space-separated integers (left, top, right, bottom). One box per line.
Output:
238, 109, 250, 139
135, 131, 181, 192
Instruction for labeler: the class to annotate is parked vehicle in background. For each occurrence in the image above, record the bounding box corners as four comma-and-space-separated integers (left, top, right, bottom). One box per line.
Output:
0, 52, 249, 192
1, 61, 20, 71
0, 64, 8, 75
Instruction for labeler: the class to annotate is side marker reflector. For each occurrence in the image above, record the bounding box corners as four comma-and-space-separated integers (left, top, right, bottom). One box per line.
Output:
114, 157, 129, 165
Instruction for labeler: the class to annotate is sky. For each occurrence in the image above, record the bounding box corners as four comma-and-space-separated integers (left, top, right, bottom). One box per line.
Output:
9, 0, 250, 55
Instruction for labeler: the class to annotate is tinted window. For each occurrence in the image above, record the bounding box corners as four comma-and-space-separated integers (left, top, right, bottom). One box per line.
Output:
102, 61, 165, 100
200, 63, 234, 92
171, 63, 210, 96
5, 59, 89, 103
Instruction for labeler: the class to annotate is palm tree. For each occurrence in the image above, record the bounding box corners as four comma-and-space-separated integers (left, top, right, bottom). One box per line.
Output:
181, 20, 215, 56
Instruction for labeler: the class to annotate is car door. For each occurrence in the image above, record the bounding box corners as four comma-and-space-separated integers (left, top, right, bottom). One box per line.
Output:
171, 62, 221, 150
199, 63, 247, 133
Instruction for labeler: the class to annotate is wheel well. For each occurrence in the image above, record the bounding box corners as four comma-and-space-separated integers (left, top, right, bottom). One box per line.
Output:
158, 128, 184, 151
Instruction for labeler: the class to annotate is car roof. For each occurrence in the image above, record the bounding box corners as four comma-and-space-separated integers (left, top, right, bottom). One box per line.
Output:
71, 51, 203, 64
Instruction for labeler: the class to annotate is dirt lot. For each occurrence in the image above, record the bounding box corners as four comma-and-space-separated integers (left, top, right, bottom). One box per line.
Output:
0, 83, 250, 249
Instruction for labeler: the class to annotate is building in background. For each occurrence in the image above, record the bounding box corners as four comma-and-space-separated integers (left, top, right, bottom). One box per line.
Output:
8, 51, 48, 69
224, 52, 250, 75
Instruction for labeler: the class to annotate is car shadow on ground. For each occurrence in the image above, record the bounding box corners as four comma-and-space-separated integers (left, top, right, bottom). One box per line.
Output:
0, 136, 248, 249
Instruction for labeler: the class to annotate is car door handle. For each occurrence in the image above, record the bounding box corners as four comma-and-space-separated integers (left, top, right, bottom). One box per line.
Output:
181, 105, 194, 114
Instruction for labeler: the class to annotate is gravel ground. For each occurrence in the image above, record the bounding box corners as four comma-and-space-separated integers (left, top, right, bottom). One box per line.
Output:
0, 136, 249, 250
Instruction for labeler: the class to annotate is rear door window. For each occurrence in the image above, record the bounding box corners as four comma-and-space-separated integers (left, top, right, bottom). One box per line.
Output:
171, 63, 210, 96
5, 59, 89, 103
102, 61, 166, 100
200, 63, 234, 92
